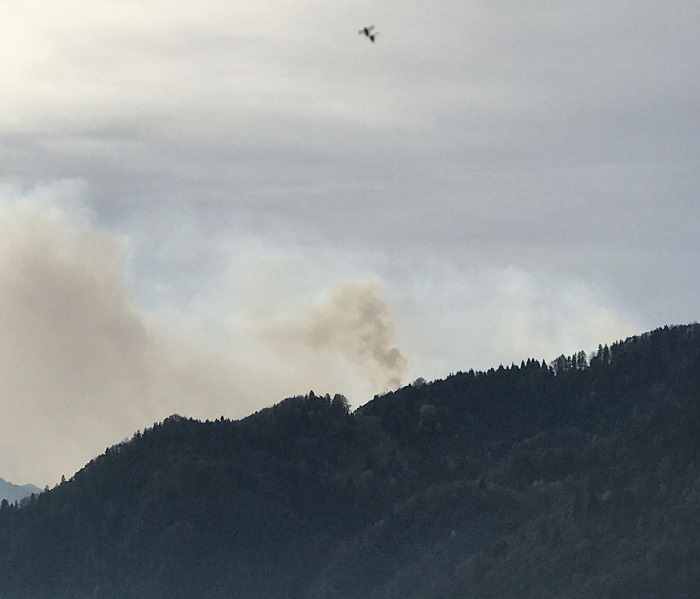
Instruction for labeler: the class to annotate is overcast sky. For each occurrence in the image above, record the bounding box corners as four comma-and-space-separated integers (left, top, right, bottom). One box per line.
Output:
1, 0, 699, 484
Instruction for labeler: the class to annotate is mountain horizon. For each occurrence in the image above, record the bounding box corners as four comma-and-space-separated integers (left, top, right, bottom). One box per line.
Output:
1, 323, 699, 598
0, 479, 41, 506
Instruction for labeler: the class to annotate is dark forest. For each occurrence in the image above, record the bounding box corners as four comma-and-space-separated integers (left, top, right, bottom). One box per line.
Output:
2, 324, 699, 599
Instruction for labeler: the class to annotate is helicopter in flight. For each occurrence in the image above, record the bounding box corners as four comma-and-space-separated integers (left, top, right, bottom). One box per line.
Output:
358, 25, 379, 43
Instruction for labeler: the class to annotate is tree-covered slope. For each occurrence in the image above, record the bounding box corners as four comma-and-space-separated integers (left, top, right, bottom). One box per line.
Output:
1, 324, 699, 599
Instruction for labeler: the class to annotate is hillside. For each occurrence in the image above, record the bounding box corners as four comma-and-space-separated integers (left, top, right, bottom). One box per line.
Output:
0, 479, 40, 505
1, 324, 699, 598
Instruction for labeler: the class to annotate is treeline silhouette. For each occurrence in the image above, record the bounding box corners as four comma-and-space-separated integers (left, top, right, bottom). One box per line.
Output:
1, 324, 699, 598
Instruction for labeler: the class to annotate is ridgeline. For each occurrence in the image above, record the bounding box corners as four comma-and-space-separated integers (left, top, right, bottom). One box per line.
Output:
0, 479, 40, 506
1, 324, 699, 598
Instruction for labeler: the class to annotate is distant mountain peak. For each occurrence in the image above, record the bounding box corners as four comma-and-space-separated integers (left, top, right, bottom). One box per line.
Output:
0, 478, 41, 504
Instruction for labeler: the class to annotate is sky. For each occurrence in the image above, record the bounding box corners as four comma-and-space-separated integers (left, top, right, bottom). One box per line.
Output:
1, 0, 699, 485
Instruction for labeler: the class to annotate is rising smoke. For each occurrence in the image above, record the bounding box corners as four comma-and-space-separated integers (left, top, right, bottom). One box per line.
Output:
1, 183, 634, 487
301, 282, 407, 390
0, 185, 408, 484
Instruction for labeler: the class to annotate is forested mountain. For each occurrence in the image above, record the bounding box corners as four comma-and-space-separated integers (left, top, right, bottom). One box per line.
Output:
0, 479, 40, 505
1, 324, 699, 599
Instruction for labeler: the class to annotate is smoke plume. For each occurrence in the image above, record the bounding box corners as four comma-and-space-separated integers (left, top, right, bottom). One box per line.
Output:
0, 193, 255, 484
0, 187, 408, 485
301, 282, 407, 390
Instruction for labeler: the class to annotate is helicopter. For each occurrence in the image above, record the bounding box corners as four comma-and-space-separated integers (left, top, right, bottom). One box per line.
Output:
358, 25, 379, 43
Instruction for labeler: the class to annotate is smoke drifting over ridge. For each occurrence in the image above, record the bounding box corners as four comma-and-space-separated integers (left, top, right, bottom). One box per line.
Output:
0, 184, 637, 486
0, 181, 640, 485
302, 282, 407, 391
0, 186, 407, 484
0, 193, 233, 484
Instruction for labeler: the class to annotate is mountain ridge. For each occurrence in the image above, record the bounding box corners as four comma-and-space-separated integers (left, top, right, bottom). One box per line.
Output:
0, 478, 41, 505
1, 323, 699, 598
